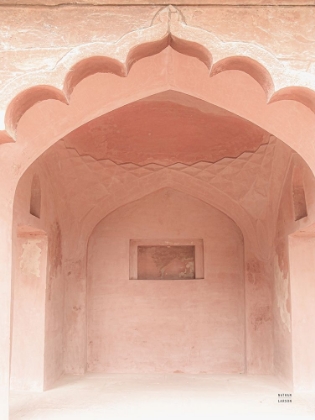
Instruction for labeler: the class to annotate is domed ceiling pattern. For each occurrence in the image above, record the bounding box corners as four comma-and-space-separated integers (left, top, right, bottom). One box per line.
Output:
42, 93, 276, 224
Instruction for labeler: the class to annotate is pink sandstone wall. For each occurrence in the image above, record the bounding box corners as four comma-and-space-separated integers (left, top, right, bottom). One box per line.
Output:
273, 173, 294, 385
0, 3, 314, 419
244, 250, 273, 375
0, 4, 314, 84
11, 111, 314, 388
273, 154, 315, 387
87, 188, 245, 374
11, 161, 65, 391
289, 232, 315, 392
10, 230, 48, 391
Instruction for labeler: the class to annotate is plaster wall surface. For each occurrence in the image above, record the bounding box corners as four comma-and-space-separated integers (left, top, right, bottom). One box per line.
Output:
289, 233, 315, 392
11, 161, 66, 391
0, 4, 314, 82
87, 188, 245, 374
273, 155, 315, 387
273, 168, 295, 385
10, 233, 48, 392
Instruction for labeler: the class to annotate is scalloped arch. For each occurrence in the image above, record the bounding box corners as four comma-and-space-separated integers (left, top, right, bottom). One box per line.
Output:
126, 34, 212, 72
269, 86, 315, 114
49, 34, 212, 112
2, 5, 315, 144
4, 34, 213, 140
5, 85, 68, 139
170, 35, 212, 69
63, 56, 127, 100
210, 56, 274, 98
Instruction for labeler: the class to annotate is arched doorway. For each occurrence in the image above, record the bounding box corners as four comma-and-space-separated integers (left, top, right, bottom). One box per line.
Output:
2, 18, 315, 417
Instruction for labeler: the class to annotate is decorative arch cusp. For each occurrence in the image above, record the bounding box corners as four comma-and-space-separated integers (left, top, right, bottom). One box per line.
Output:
0, 5, 314, 189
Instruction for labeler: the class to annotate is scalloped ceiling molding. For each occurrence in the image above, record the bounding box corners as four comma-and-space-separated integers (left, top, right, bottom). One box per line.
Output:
38, 133, 278, 258
61, 138, 275, 221
1, 5, 315, 143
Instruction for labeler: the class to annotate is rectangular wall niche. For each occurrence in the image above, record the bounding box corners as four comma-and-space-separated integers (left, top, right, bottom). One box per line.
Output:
130, 239, 204, 280
138, 245, 195, 280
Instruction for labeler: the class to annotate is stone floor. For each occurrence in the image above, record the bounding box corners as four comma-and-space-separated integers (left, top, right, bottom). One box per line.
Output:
10, 373, 315, 419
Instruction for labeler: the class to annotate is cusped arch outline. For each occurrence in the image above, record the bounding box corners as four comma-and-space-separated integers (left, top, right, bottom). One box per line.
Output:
269, 86, 315, 114
1, 5, 315, 143
78, 172, 264, 259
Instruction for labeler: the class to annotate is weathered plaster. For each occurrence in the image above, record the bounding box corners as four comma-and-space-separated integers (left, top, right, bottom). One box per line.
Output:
274, 256, 291, 332
0, 5, 315, 139
20, 239, 42, 278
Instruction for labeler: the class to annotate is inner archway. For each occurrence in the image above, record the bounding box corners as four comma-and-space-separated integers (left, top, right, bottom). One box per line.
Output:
87, 188, 245, 374
10, 83, 315, 392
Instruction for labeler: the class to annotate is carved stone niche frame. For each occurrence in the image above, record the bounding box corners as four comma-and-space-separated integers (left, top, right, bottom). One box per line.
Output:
129, 239, 204, 280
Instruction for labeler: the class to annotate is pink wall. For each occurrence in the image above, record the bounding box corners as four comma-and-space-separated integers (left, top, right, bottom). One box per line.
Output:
11, 123, 315, 390
87, 188, 245, 374
273, 154, 315, 387
273, 171, 294, 385
10, 231, 48, 391
244, 250, 273, 375
0, 6, 314, 419
289, 232, 315, 392
11, 162, 65, 390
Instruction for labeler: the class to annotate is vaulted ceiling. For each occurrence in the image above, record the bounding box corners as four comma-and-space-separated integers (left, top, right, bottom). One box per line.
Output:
37, 91, 285, 227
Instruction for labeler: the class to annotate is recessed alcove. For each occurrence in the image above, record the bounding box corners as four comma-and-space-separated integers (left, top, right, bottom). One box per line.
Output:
8, 62, 315, 420
87, 188, 244, 374
11, 86, 315, 386
137, 245, 195, 280
130, 238, 204, 280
